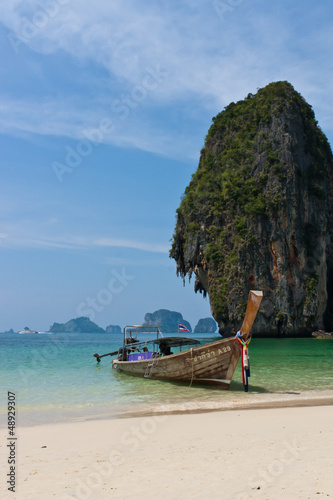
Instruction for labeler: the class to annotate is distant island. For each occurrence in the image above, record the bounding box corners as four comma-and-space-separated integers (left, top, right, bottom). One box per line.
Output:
49, 317, 105, 333
2, 314, 217, 335
143, 309, 191, 333
194, 318, 217, 333
105, 324, 121, 333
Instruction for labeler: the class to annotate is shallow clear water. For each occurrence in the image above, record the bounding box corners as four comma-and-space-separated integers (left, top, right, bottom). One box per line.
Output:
0, 333, 332, 426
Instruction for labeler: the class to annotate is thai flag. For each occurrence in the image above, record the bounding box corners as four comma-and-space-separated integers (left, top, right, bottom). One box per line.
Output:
178, 323, 190, 332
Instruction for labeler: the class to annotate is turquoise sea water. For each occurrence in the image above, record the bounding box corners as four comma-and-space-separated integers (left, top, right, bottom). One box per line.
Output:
1, 332, 333, 426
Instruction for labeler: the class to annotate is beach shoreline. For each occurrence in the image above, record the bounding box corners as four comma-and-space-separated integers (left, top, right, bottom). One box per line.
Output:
117, 392, 333, 419
2, 389, 333, 429
1, 404, 333, 499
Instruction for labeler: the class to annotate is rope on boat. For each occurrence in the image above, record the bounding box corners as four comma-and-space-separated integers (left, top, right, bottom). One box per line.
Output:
96, 360, 113, 369
236, 332, 251, 392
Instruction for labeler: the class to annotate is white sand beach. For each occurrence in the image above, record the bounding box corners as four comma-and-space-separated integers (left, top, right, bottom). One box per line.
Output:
1, 404, 333, 500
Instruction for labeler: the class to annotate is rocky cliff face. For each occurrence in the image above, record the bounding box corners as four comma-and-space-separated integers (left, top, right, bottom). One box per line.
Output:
170, 82, 333, 337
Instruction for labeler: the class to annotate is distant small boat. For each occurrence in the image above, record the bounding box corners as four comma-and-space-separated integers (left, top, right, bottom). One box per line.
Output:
18, 328, 38, 334
95, 290, 263, 390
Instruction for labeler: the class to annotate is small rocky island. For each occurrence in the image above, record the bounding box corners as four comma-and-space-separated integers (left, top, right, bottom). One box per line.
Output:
194, 318, 217, 333
143, 309, 192, 333
170, 81, 333, 337
105, 324, 121, 333
49, 317, 105, 333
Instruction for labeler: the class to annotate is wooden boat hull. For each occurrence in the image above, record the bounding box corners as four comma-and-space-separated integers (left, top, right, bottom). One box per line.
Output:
112, 337, 241, 389
110, 290, 263, 389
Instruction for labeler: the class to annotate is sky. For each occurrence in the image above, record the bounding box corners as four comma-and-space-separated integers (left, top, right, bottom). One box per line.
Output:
0, 0, 333, 332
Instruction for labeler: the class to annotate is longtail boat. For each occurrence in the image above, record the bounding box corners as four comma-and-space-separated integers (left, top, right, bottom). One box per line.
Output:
94, 290, 263, 390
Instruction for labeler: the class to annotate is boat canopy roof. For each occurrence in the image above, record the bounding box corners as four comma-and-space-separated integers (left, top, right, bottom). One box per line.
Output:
154, 337, 199, 347
122, 336, 200, 351
121, 325, 200, 350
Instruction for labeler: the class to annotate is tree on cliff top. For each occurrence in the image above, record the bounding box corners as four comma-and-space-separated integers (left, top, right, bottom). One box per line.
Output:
170, 81, 333, 337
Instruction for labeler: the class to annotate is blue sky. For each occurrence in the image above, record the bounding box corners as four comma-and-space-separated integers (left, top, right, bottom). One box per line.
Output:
1, 0, 332, 331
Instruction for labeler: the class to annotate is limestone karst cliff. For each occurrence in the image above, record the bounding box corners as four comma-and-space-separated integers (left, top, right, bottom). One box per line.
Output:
105, 324, 121, 334
143, 309, 192, 333
194, 318, 217, 333
170, 82, 333, 337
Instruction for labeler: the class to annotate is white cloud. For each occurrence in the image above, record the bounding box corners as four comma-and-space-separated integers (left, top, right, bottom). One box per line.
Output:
0, 92, 204, 159
0, 223, 169, 253
0, 97, 99, 138
94, 237, 169, 253
0, 232, 9, 243
104, 255, 173, 267
1, 1, 333, 155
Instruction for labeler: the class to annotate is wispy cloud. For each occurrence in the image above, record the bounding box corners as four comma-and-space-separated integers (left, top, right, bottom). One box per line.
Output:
0, 226, 169, 253
0, 97, 100, 138
0, 92, 203, 159
1, 0, 333, 155
104, 255, 173, 267
94, 237, 168, 253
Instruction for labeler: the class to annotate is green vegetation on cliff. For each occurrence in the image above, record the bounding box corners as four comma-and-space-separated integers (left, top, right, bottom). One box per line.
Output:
170, 81, 333, 336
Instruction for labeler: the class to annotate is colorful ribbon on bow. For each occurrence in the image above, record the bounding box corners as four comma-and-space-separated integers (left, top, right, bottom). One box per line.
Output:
236, 331, 251, 392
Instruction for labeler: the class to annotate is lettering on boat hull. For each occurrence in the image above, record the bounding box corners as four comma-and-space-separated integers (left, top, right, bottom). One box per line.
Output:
188, 345, 232, 364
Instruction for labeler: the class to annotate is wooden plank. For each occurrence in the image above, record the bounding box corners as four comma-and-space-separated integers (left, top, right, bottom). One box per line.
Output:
240, 290, 263, 339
